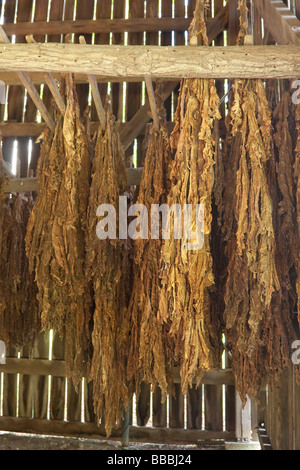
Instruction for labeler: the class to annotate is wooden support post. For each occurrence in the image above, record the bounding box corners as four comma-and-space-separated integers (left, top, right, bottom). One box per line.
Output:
235, 393, 252, 441
122, 410, 130, 447
0, 26, 55, 131
25, 35, 66, 116
79, 35, 106, 129
144, 76, 159, 132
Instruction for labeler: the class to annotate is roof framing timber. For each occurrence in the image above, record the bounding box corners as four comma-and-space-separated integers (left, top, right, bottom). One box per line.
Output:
3, 17, 193, 37
0, 4, 228, 38
0, 43, 298, 79
253, 0, 300, 45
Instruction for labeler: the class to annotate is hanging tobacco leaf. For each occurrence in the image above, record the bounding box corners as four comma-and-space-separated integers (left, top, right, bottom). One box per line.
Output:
127, 83, 173, 401
26, 74, 92, 388
85, 100, 131, 438
0, 192, 40, 353
159, 0, 222, 394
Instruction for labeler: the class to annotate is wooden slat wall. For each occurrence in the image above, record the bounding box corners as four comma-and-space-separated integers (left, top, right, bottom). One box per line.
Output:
128, 0, 144, 167
0, 0, 238, 443
265, 366, 299, 450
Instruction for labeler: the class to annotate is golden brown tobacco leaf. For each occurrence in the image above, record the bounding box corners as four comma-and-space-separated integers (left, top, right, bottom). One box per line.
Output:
85, 102, 130, 438
26, 74, 92, 388
221, 79, 289, 402
127, 84, 173, 402
159, 1, 222, 394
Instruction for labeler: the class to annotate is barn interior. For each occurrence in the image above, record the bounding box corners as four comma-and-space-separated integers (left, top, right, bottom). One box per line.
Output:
0, 0, 299, 452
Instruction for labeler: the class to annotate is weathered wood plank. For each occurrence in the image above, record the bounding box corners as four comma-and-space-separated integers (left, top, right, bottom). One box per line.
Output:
0, 43, 298, 79
136, 382, 151, 427
0, 359, 234, 386
0, 416, 235, 443
2, 17, 194, 37
253, 0, 300, 45
5, 167, 144, 193
0, 357, 66, 377
152, 387, 167, 428
2, 345, 18, 418
169, 383, 185, 429
66, 379, 82, 423
127, 0, 145, 166
50, 334, 66, 421
187, 385, 202, 430
205, 385, 223, 432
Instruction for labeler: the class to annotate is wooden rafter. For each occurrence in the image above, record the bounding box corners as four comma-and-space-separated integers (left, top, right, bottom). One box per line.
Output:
25, 35, 66, 116
144, 76, 160, 132
79, 35, 106, 129
0, 26, 55, 131
120, 81, 176, 151
253, 0, 300, 45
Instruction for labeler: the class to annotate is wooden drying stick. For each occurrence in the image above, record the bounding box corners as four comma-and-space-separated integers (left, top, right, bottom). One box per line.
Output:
25, 35, 66, 116
0, 26, 55, 132
144, 76, 160, 132
79, 35, 106, 130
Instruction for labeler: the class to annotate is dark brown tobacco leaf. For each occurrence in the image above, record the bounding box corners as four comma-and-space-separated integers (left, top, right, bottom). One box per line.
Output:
0, 192, 40, 353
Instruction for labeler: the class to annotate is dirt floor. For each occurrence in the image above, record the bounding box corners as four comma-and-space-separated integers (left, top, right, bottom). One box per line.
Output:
0, 431, 225, 450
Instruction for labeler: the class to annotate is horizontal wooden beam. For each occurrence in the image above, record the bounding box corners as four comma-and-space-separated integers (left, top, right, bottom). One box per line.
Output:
0, 6, 228, 86
0, 416, 235, 444
0, 120, 179, 139
0, 121, 113, 137
2, 17, 194, 37
0, 43, 298, 79
253, 0, 300, 45
0, 358, 66, 377
5, 168, 144, 192
1, 3, 228, 39
0, 357, 234, 384
0, 71, 156, 85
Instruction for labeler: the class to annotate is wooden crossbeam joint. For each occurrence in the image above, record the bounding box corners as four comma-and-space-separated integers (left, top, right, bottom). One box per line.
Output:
144, 76, 160, 132
25, 35, 66, 116
79, 35, 106, 130
0, 25, 55, 131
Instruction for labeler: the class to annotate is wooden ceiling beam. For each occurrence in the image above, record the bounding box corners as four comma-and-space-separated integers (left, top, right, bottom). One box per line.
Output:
0, 43, 298, 79
253, 0, 300, 45
0, 4, 228, 86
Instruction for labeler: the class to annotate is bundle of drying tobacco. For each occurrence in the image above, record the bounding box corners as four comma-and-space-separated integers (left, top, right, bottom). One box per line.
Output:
159, 0, 222, 394
0, 192, 40, 353
220, 76, 296, 401
126, 83, 173, 401
85, 100, 131, 438
26, 74, 92, 388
